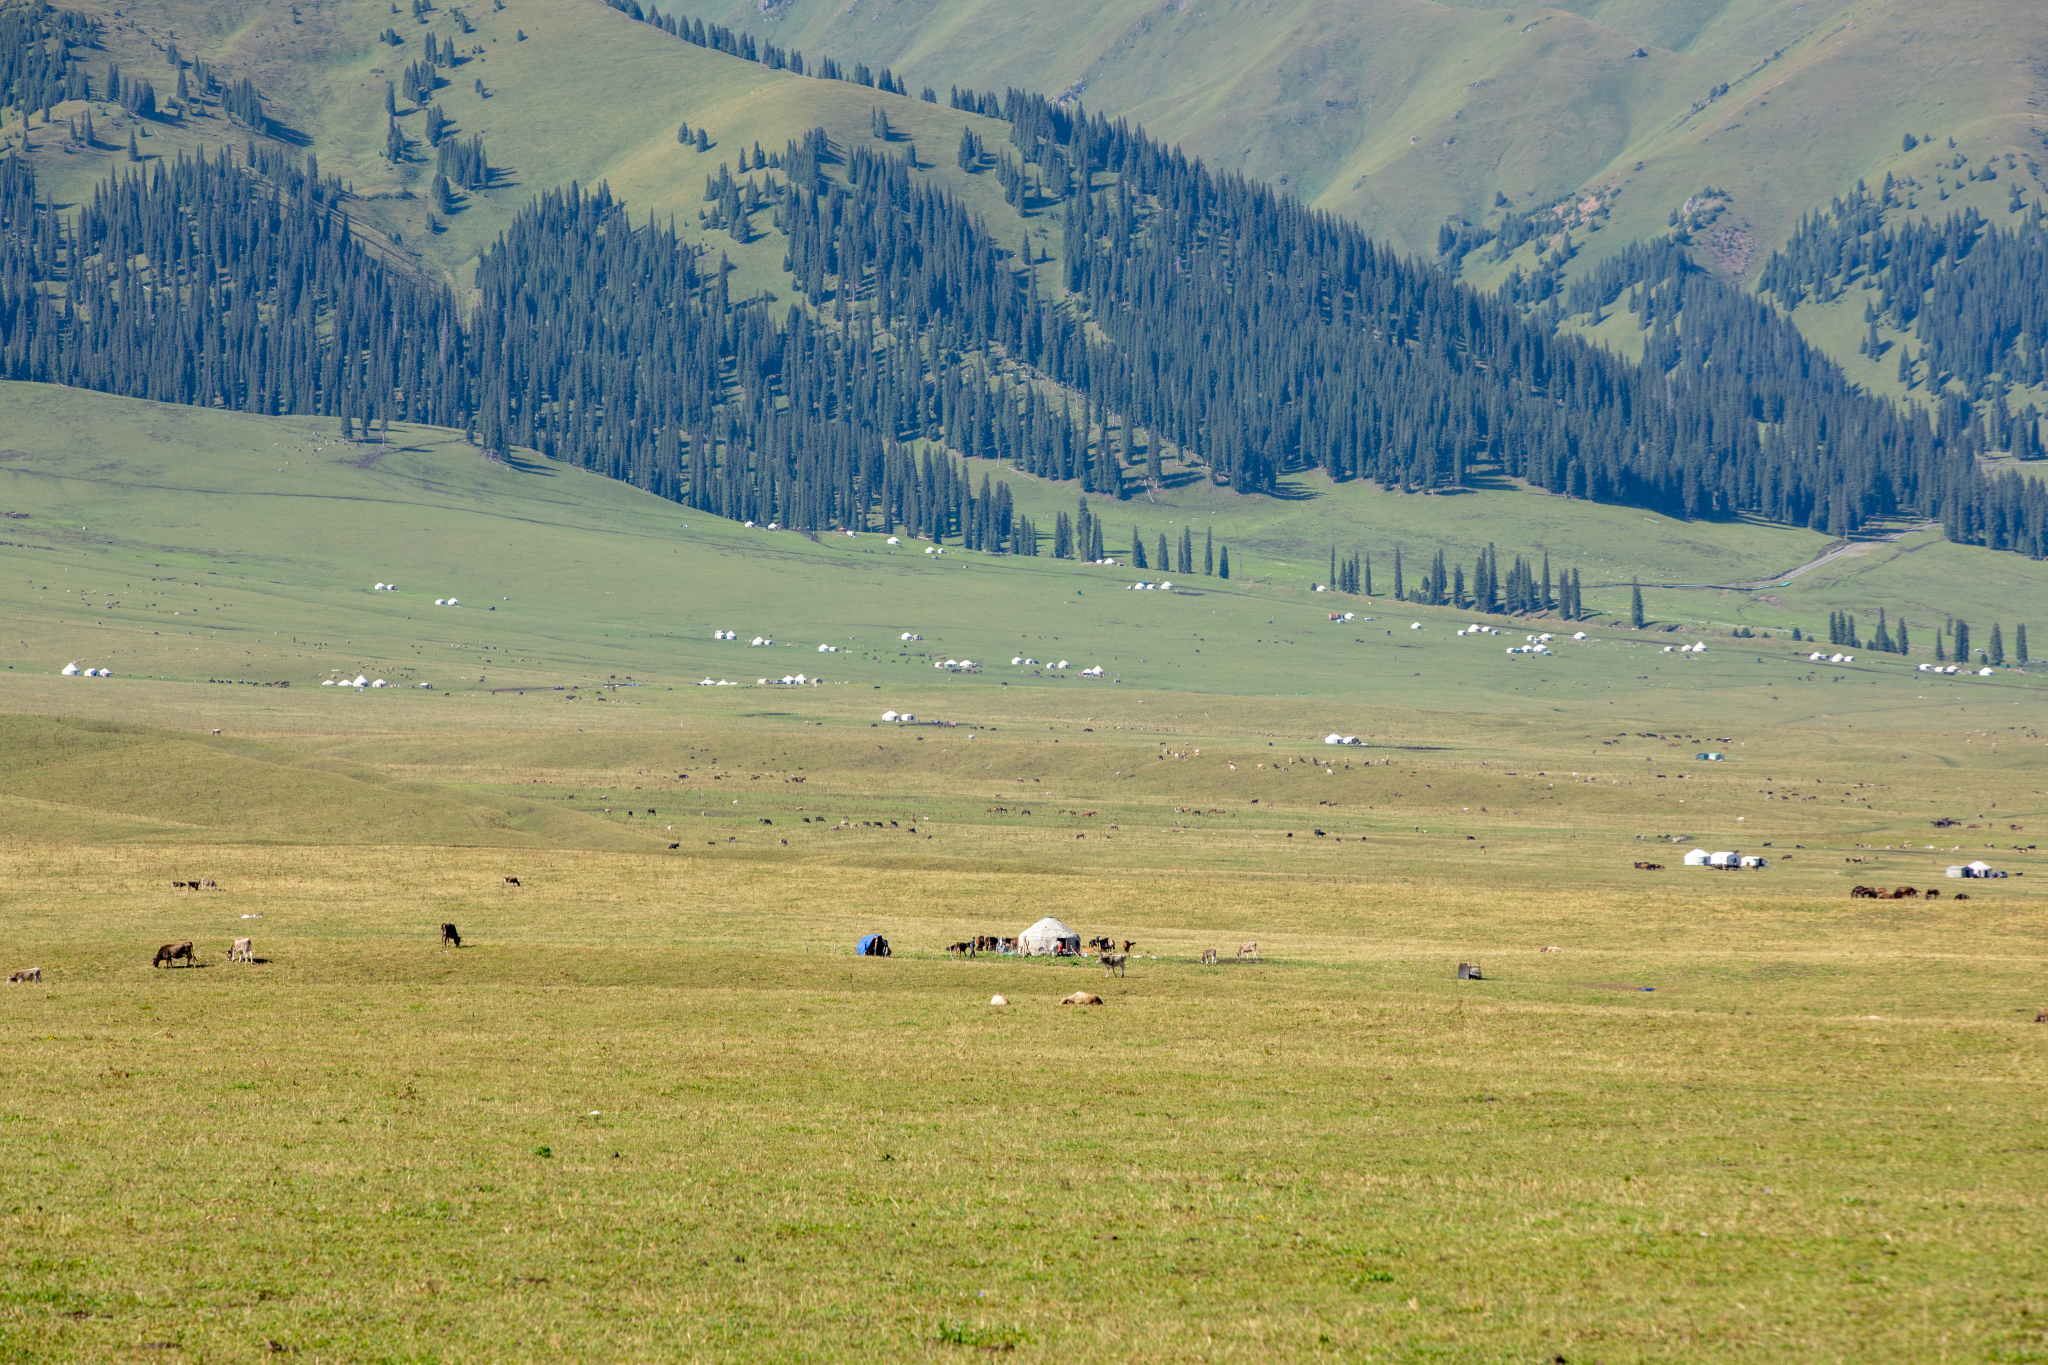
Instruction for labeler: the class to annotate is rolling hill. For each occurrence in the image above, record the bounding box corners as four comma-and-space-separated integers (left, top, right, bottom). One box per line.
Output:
675, 0, 2048, 265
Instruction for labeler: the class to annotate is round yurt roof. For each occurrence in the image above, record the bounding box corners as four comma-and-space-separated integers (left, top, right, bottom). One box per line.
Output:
1017, 916, 1079, 951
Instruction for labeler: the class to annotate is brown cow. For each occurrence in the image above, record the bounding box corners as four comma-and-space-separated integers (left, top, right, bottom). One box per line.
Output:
153, 941, 195, 968
6, 967, 40, 984
1236, 942, 1259, 962
440, 923, 462, 948
1101, 953, 1128, 978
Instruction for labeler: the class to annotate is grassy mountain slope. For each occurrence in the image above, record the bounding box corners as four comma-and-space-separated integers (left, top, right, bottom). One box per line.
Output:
22, 0, 1028, 296
2, 384, 2042, 713
683, 0, 2048, 264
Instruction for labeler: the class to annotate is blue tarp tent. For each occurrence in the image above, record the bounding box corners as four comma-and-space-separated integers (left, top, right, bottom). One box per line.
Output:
857, 934, 891, 956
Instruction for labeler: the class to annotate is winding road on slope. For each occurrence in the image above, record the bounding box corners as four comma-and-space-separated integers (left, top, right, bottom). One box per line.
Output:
1590, 521, 1942, 592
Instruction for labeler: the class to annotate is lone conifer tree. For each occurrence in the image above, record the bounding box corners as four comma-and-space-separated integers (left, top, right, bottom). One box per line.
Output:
2017, 623, 2029, 664
1203, 528, 1214, 575
1218, 545, 1230, 580
1630, 579, 1645, 628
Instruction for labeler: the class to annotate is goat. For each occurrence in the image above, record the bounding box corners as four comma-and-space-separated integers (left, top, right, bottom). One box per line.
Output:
1100, 952, 1128, 978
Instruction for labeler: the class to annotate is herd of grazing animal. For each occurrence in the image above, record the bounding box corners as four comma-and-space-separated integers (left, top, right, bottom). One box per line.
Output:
1851, 885, 1931, 899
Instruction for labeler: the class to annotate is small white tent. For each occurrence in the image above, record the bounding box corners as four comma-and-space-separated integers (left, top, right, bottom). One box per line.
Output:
1708, 851, 1740, 868
1017, 916, 1080, 956
1682, 848, 1711, 866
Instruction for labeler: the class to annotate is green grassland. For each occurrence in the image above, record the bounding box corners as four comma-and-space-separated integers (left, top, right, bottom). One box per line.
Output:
5, 385, 2048, 1359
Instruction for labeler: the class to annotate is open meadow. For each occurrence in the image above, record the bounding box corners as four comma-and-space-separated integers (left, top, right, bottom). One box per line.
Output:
3, 388, 2047, 1361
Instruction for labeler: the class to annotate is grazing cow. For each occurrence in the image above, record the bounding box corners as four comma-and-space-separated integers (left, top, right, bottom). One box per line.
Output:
6, 967, 40, 984
440, 923, 462, 948
2036, 1009, 2048, 1024
230, 937, 253, 963
1634, 862, 1665, 871
1954, 893, 1970, 900
1200, 948, 1218, 965
1926, 889, 1941, 899
1850, 886, 1878, 899
201, 878, 217, 889
1060, 991, 1104, 1006
947, 941, 973, 955
153, 941, 195, 968
1087, 936, 1113, 953
1101, 952, 1128, 978
503, 876, 521, 886
1236, 942, 1259, 962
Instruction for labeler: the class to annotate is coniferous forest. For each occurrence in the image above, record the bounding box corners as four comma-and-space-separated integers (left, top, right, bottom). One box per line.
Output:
0, 0, 2045, 563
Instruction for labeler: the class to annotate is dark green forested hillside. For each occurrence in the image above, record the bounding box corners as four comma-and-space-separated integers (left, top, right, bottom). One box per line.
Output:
0, 0, 2045, 563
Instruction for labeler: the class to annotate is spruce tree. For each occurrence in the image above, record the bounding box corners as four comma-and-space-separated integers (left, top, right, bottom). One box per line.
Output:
1630, 580, 1645, 628
1990, 623, 2004, 666
1329, 545, 1338, 590
1954, 619, 1971, 660
1393, 547, 1403, 601
1156, 533, 1168, 572
1203, 528, 1213, 576
1218, 546, 1230, 580
2017, 623, 2029, 664
1898, 618, 1910, 654
1132, 527, 1146, 569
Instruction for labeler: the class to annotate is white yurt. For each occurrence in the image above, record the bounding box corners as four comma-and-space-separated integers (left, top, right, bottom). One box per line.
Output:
1708, 851, 1740, 868
1017, 916, 1081, 956
1682, 848, 1711, 866
61, 662, 79, 675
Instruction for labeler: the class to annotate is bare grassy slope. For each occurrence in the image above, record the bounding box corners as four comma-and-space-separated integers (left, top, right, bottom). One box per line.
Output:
686, 0, 2048, 260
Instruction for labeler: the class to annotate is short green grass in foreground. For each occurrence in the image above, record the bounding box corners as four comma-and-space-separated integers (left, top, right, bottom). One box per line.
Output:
4, 385, 2048, 1360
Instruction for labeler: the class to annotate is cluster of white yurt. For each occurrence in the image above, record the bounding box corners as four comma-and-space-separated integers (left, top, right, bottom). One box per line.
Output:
61, 663, 114, 676
371, 582, 399, 592
1808, 651, 1853, 663
1682, 849, 1763, 869
817, 644, 840, 653
1322, 733, 1363, 746
880, 710, 916, 722
432, 597, 460, 607
1661, 642, 1706, 654
923, 545, 947, 555
1917, 663, 1965, 674
1458, 624, 1502, 636
1507, 643, 1552, 655
1080, 665, 1105, 676
1126, 580, 1175, 591
696, 678, 738, 686
765, 673, 812, 685
713, 629, 736, 640
749, 635, 772, 646
321, 674, 384, 689
934, 658, 978, 670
